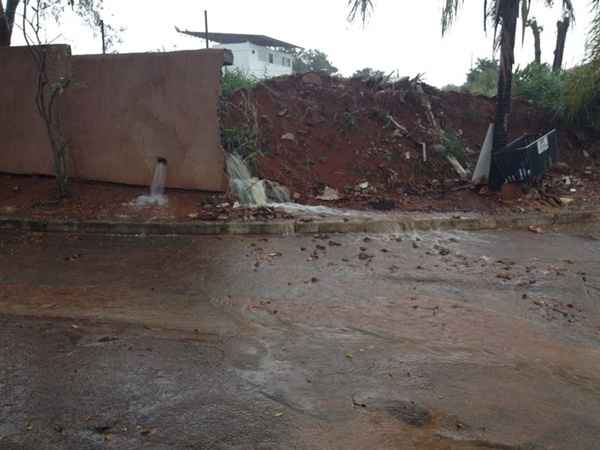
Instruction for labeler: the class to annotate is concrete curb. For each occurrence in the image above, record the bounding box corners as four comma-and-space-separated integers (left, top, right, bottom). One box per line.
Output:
0, 210, 598, 236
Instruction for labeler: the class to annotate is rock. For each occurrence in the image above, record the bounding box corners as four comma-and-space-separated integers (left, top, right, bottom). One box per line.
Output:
281, 132, 296, 142
526, 188, 541, 201
187, 213, 200, 220
357, 181, 370, 191
277, 108, 288, 117
293, 192, 301, 200
358, 252, 372, 261
368, 198, 396, 211
12, 186, 20, 192
316, 186, 341, 201
500, 183, 523, 201
559, 197, 575, 205
438, 247, 450, 256
2, 206, 16, 214
528, 225, 544, 234
302, 72, 323, 86
583, 150, 590, 158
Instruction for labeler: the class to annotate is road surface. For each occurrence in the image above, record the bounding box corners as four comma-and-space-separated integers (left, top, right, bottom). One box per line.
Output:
1, 226, 599, 449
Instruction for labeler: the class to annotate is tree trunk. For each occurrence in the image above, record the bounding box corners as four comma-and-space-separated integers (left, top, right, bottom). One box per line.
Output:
492, 0, 519, 160
552, 17, 569, 73
0, 1, 10, 46
529, 20, 542, 65
0, 0, 20, 47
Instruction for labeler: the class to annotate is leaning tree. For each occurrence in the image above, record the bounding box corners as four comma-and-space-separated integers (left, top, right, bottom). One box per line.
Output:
347, 0, 574, 155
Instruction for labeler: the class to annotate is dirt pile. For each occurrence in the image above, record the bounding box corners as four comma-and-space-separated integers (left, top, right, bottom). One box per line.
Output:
221, 72, 599, 212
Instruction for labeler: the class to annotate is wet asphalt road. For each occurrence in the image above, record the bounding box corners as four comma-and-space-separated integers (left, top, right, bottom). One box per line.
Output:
0, 226, 599, 450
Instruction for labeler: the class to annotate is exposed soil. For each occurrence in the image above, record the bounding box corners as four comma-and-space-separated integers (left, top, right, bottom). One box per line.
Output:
222, 72, 600, 212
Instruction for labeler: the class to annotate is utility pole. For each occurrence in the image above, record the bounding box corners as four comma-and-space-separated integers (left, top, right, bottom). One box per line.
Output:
100, 19, 106, 54
204, 10, 209, 49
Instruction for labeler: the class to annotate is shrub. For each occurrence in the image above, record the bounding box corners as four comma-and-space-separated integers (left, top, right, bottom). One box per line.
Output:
462, 58, 499, 97
563, 62, 600, 131
221, 68, 257, 99
513, 63, 566, 116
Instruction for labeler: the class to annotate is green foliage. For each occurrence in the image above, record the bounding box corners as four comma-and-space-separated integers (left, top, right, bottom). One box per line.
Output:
221, 68, 257, 99
463, 58, 499, 97
291, 49, 338, 75
441, 84, 462, 93
221, 126, 261, 170
513, 62, 566, 114
563, 62, 600, 130
352, 67, 386, 80
441, 130, 466, 164
509, 62, 600, 132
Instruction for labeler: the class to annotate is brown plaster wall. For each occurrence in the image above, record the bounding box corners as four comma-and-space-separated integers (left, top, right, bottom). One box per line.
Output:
0, 45, 71, 176
0, 46, 228, 192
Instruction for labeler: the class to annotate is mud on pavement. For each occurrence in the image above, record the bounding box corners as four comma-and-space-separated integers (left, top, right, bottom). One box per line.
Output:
1, 227, 600, 449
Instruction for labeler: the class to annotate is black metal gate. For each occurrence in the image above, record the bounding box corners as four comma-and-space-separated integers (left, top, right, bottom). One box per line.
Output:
489, 129, 560, 190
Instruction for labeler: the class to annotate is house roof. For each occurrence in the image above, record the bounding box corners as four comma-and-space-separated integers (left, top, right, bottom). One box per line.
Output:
176, 28, 302, 49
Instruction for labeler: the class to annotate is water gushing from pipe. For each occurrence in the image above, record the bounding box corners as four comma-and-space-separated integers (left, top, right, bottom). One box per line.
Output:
134, 158, 168, 207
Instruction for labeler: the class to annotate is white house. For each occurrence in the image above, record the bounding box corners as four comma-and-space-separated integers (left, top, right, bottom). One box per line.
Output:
177, 30, 300, 79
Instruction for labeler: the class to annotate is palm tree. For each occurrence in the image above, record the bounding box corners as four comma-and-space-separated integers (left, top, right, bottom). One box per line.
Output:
0, 0, 20, 46
591, 0, 600, 62
347, 0, 573, 155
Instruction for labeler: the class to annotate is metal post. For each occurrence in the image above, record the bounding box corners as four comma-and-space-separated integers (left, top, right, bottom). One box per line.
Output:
100, 19, 106, 54
204, 10, 209, 49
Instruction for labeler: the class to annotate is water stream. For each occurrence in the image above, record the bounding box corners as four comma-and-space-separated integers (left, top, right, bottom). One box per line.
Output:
226, 153, 374, 218
134, 158, 168, 207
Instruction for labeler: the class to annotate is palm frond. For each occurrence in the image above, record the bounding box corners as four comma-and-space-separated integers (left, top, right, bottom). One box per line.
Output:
590, 0, 600, 62
347, 0, 374, 24
441, 0, 464, 35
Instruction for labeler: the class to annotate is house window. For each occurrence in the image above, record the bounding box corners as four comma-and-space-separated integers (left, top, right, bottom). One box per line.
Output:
269, 53, 274, 64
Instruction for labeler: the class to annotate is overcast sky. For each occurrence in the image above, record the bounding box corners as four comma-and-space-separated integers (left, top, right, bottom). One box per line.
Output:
12, 0, 596, 87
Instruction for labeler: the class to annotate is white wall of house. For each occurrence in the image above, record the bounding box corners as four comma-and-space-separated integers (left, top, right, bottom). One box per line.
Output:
214, 42, 293, 79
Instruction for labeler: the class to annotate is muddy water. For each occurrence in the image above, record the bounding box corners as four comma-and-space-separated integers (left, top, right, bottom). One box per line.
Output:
0, 228, 599, 449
